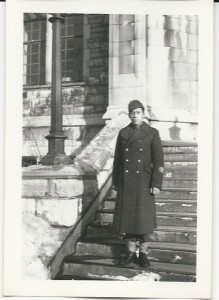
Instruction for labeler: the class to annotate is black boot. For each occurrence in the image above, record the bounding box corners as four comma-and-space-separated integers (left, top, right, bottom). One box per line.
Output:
120, 251, 137, 265
138, 252, 150, 267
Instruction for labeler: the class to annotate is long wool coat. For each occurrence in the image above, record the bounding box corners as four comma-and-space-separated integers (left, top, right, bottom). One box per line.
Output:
112, 121, 164, 235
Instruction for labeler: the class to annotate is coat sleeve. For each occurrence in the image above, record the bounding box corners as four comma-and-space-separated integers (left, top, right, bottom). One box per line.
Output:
151, 130, 164, 190
112, 132, 122, 187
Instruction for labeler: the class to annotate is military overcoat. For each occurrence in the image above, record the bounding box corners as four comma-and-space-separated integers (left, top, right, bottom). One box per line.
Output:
112, 121, 164, 235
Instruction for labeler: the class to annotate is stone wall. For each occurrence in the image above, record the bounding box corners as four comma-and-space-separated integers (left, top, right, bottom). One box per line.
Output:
146, 15, 198, 112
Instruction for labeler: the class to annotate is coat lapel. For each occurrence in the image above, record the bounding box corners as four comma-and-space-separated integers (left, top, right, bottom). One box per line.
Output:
120, 122, 151, 146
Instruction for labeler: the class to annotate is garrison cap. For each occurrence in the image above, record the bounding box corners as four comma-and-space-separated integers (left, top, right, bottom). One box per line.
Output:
128, 100, 145, 112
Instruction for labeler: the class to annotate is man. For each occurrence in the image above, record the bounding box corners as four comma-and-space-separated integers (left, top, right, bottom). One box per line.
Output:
112, 100, 164, 267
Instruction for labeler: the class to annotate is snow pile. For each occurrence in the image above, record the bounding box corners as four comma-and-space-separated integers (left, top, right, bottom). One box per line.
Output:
22, 213, 69, 279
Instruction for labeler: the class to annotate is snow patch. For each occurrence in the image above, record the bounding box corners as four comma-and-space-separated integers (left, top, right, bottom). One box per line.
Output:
22, 212, 69, 279
87, 272, 161, 281
182, 204, 192, 207
165, 172, 172, 178
156, 203, 165, 206
181, 217, 193, 220
171, 255, 182, 263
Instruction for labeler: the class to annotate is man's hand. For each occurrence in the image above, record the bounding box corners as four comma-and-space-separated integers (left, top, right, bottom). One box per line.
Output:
150, 187, 160, 195
111, 186, 118, 198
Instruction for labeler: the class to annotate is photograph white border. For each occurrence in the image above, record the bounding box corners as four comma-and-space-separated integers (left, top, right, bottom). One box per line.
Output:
4, 0, 213, 298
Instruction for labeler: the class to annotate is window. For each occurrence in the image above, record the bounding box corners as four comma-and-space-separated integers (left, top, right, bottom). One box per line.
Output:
61, 14, 83, 82
23, 18, 46, 85
23, 14, 84, 86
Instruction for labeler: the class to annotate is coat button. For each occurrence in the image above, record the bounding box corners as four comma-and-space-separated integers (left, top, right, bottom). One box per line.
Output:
136, 171, 139, 173
140, 149, 143, 151
125, 170, 129, 173
126, 159, 129, 162
138, 160, 141, 162
125, 148, 129, 151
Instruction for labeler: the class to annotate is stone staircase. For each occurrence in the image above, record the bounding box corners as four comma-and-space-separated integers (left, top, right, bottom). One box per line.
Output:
58, 141, 198, 281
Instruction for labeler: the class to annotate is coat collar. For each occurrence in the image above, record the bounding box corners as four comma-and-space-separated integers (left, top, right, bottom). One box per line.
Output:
121, 121, 151, 144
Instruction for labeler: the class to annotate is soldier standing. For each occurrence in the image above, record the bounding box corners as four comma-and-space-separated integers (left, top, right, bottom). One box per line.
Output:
112, 100, 164, 267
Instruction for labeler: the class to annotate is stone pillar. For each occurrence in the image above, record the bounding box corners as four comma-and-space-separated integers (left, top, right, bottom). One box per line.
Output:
40, 14, 72, 165
103, 14, 147, 120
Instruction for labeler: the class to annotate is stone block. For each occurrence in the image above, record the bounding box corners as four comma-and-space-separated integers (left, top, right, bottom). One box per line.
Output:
90, 52, 106, 59
119, 23, 135, 42
88, 41, 100, 49
109, 25, 120, 43
36, 198, 80, 227
147, 60, 197, 80
49, 179, 84, 197
91, 25, 108, 33
119, 14, 135, 24
148, 28, 198, 50
147, 15, 198, 35
88, 15, 105, 24
119, 55, 135, 74
100, 42, 109, 51
91, 32, 108, 40
147, 46, 198, 64
89, 58, 104, 67
119, 41, 134, 56
23, 198, 36, 214
22, 179, 49, 197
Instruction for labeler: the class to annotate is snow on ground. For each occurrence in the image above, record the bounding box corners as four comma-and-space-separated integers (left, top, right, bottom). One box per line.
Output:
22, 212, 69, 279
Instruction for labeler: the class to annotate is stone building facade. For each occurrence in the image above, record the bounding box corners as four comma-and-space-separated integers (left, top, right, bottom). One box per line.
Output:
23, 13, 198, 163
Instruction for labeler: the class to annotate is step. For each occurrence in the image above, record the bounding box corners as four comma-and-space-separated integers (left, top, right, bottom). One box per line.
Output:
62, 256, 196, 281
96, 210, 197, 227
163, 146, 198, 153
103, 199, 197, 213
164, 162, 197, 169
164, 169, 197, 178
164, 153, 197, 162
160, 178, 197, 189
162, 141, 197, 148
76, 240, 196, 265
86, 224, 197, 244
156, 189, 197, 200
108, 188, 197, 201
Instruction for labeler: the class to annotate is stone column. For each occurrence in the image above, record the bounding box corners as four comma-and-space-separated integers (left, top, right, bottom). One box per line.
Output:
103, 14, 147, 120
40, 14, 72, 165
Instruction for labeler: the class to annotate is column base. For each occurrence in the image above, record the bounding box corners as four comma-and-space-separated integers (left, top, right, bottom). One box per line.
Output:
40, 153, 73, 166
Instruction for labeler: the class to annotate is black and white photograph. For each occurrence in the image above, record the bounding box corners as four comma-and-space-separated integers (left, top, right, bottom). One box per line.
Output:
4, 0, 213, 298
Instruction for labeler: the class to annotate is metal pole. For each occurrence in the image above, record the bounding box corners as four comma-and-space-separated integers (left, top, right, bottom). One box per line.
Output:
40, 14, 72, 165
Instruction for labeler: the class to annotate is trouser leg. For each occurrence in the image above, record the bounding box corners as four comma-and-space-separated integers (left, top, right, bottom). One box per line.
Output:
127, 240, 137, 253
139, 242, 151, 254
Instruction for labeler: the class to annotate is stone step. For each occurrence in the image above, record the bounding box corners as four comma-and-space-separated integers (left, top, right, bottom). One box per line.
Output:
86, 224, 197, 244
163, 178, 197, 189
164, 169, 197, 178
162, 146, 197, 153
96, 210, 197, 227
103, 199, 197, 213
108, 188, 197, 201
156, 189, 197, 200
164, 162, 197, 169
62, 256, 196, 281
164, 153, 197, 162
76, 240, 196, 265
162, 141, 197, 148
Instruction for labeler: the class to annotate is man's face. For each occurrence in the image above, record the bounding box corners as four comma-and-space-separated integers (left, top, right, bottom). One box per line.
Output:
129, 108, 144, 125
